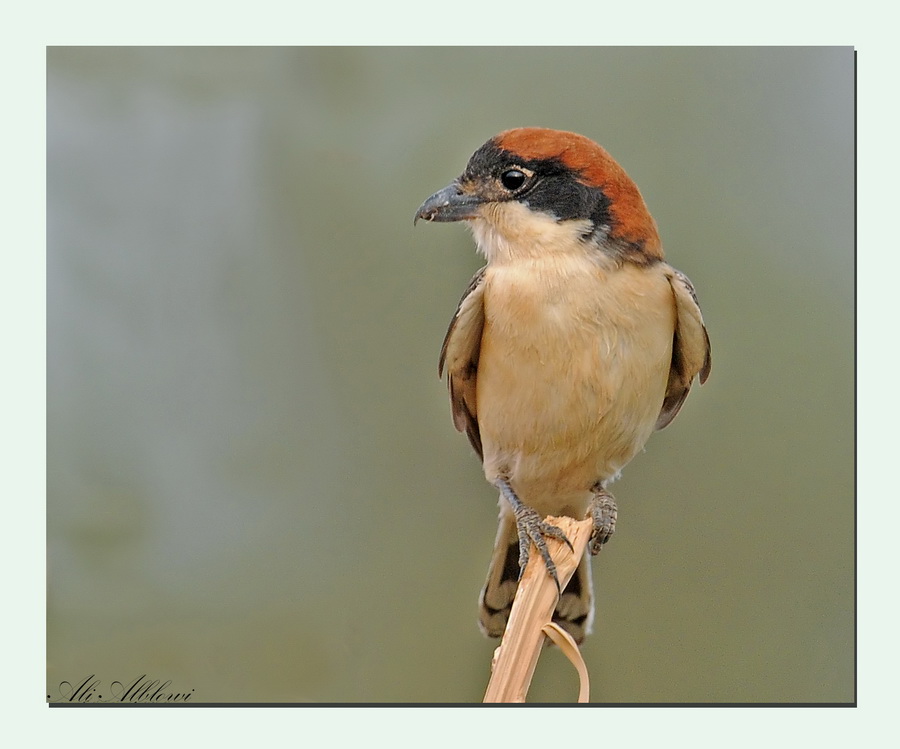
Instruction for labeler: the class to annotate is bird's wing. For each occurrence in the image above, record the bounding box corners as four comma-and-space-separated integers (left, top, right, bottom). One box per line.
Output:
655, 267, 712, 430
439, 266, 487, 459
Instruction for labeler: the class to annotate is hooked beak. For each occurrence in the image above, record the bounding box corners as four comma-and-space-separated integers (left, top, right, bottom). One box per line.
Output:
414, 182, 484, 225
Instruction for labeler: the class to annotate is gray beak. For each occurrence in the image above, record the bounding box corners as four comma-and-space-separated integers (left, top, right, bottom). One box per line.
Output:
414, 182, 484, 224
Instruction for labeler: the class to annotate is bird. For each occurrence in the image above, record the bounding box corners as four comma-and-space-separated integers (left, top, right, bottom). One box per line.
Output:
414, 127, 711, 644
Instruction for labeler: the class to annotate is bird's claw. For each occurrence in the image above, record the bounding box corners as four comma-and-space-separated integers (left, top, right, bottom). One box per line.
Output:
512, 504, 572, 591
493, 478, 573, 590
588, 486, 617, 555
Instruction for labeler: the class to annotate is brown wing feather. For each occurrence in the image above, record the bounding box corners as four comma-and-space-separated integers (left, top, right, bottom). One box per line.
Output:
439, 267, 487, 460
656, 267, 711, 430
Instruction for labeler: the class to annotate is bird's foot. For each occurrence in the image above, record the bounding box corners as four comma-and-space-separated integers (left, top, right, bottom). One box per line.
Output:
493, 478, 572, 591
588, 484, 617, 555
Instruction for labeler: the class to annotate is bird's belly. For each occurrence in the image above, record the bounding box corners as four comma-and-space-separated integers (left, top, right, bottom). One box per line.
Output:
476, 262, 674, 506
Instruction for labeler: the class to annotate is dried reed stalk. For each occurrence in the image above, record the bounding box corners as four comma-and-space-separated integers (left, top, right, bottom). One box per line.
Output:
483, 515, 593, 703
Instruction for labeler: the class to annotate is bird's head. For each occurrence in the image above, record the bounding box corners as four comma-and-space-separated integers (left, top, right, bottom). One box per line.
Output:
415, 127, 663, 265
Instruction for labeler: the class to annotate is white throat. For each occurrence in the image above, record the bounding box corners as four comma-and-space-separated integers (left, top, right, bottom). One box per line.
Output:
467, 201, 604, 266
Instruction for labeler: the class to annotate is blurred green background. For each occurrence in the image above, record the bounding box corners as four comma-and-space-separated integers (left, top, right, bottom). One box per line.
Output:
47, 46, 853, 703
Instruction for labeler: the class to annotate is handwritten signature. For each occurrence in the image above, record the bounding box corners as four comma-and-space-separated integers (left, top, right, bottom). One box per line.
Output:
48, 675, 195, 703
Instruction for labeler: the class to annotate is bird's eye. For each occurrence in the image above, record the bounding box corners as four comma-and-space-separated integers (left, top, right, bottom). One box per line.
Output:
500, 169, 527, 191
